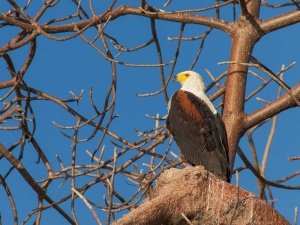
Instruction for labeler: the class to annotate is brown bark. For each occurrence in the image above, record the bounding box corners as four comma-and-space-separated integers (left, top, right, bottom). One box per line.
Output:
113, 167, 290, 225
223, 0, 263, 173
245, 83, 300, 129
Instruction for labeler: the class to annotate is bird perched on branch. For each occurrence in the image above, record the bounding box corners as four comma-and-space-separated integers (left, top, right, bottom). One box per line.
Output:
166, 71, 230, 182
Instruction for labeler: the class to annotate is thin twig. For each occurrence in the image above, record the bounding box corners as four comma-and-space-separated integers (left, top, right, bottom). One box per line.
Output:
106, 147, 117, 225
294, 207, 298, 225
288, 156, 300, 162
72, 188, 102, 225
181, 213, 193, 225
219, 59, 300, 106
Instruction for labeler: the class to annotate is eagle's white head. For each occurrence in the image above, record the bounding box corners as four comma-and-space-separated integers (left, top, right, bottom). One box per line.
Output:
173, 70, 206, 93
173, 70, 217, 114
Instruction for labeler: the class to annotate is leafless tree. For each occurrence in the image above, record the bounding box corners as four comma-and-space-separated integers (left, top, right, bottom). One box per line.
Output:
0, 0, 300, 224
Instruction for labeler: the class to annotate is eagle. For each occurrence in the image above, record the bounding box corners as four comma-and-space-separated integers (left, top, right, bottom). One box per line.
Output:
166, 71, 230, 182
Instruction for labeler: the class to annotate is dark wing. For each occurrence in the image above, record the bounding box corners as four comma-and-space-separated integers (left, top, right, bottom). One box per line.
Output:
166, 90, 230, 182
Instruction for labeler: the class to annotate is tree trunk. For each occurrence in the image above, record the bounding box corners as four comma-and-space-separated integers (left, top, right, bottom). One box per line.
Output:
113, 167, 290, 225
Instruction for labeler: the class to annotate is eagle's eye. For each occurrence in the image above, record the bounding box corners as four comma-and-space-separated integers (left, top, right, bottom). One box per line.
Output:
185, 74, 189, 77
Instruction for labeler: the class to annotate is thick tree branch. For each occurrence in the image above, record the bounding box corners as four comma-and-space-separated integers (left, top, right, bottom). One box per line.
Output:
244, 83, 300, 129
223, 13, 261, 171
244, 0, 261, 17
261, 9, 300, 33
113, 167, 290, 225
0, 6, 231, 40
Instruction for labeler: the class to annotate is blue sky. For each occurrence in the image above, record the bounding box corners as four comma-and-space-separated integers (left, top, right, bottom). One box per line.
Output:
1, 1, 300, 224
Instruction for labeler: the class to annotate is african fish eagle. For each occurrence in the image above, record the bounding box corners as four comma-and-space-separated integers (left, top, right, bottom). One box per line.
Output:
166, 71, 230, 182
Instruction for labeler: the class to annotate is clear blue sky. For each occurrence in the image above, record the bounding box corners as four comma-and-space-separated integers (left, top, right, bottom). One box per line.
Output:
1, 1, 300, 224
